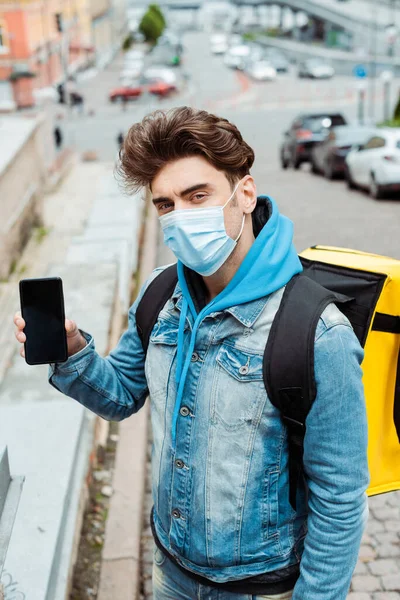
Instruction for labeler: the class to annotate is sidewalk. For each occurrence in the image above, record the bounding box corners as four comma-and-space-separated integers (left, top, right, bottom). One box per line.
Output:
0, 160, 143, 599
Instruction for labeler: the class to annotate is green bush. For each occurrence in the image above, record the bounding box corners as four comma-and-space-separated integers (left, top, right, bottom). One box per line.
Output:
393, 95, 400, 121
378, 119, 400, 128
122, 34, 133, 51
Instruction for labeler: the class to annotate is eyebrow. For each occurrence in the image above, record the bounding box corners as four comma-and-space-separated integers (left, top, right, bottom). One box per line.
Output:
152, 183, 212, 206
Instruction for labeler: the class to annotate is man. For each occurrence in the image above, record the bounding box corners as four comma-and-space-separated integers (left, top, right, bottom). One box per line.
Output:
14, 107, 369, 599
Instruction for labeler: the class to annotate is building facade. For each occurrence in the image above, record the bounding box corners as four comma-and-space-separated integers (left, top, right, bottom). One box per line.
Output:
0, 0, 126, 110
0, 0, 93, 109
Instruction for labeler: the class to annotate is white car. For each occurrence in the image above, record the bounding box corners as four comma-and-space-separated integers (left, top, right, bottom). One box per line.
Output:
246, 60, 277, 81
345, 129, 400, 199
298, 58, 335, 79
224, 45, 251, 69
120, 63, 143, 80
210, 33, 228, 54
124, 49, 145, 61
211, 37, 229, 53
142, 66, 177, 85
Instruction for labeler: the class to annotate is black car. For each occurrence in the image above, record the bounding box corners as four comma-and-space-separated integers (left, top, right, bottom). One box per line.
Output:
310, 125, 376, 179
280, 113, 347, 170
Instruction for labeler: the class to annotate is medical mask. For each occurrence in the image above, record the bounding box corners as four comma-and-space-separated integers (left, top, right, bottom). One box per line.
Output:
159, 181, 245, 276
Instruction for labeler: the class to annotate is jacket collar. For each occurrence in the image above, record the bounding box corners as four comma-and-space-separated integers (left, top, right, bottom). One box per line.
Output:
171, 282, 267, 328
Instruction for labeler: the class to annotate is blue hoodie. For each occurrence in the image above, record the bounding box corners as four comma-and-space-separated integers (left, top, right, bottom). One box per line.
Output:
171, 196, 303, 448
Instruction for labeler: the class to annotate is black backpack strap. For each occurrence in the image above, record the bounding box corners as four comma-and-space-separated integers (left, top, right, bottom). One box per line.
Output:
372, 313, 400, 443
263, 274, 352, 510
136, 264, 178, 353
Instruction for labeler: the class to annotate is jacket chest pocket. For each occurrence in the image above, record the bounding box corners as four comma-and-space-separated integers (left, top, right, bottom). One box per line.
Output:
211, 343, 266, 431
145, 317, 178, 399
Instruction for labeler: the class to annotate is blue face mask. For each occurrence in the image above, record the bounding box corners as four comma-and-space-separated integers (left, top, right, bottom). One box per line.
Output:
159, 181, 245, 276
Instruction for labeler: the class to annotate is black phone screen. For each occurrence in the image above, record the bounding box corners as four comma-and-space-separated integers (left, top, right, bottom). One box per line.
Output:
19, 277, 68, 365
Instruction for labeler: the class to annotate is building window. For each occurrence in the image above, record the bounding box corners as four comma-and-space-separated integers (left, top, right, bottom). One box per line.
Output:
0, 21, 8, 52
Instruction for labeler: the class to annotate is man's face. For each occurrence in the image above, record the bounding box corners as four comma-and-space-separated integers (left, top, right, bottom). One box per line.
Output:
151, 156, 256, 241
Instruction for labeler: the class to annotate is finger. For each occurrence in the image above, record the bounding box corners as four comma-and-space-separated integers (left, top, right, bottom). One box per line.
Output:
14, 314, 25, 329
16, 331, 26, 343
20, 346, 25, 358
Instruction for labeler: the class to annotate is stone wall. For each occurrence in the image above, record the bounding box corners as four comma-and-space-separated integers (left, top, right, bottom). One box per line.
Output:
0, 119, 47, 280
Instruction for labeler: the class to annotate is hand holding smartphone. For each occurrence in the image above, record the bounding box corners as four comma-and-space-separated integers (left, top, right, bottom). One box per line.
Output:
17, 277, 86, 365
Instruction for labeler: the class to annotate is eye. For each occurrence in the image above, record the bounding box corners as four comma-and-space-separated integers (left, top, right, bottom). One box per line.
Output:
158, 202, 174, 213
192, 193, 207, 202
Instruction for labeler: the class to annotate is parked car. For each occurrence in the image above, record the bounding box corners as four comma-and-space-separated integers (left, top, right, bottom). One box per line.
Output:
224, 44, 251, 69
147, 81, 177, 97
119, 63, 143, 81
109, 85, 143, 102
210, 33, 229, 54
141, 66, 178, 86
124, 49, 145, 61
310, 125, 376, 179
230, 34, 243, 46
263, 48, 289, 73
345, 129, 400, 199
280, 112, 347, 169
245, 59, 276, 81
298, 58, 335, 79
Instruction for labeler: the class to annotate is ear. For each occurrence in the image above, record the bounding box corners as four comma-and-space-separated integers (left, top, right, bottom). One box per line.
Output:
240, 175, 257, 214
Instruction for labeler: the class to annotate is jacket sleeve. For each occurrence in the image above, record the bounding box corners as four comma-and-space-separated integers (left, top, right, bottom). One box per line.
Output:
292, 322, 370, 600
48, 269, 164, 421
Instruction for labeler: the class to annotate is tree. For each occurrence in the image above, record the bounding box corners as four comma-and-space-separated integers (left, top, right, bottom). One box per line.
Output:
139, 5, 165, 43
393, 94, 400, 121
149, 4, 166, 27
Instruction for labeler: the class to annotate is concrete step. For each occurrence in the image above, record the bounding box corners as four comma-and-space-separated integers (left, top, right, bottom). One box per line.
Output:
0, 399, 93, 600
64, 173, 143, 314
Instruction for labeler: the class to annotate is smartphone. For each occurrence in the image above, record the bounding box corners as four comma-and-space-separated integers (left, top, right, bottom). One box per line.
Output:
19, 277, 68, 365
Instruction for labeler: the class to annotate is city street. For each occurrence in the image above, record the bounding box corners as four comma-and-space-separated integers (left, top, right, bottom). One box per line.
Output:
70, 30, 400, 261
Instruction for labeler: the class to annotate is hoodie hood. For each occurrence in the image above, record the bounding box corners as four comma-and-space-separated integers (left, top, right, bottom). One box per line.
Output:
170, 196, 303, 448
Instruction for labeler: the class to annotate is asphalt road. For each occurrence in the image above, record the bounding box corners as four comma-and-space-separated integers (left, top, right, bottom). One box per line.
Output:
68, 31, 400, 261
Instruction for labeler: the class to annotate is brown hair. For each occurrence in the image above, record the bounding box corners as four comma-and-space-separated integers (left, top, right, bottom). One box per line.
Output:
118, 106, 255, 194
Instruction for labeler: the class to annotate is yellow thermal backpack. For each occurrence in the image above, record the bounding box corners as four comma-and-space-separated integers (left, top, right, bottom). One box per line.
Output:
136, 246, 400, 510
299, 245, 400, 502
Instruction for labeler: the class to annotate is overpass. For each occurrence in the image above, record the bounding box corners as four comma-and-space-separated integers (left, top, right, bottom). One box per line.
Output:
159, 0, 399, 55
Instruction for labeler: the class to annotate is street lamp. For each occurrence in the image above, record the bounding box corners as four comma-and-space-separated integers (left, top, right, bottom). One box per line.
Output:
368, 0, 378, 122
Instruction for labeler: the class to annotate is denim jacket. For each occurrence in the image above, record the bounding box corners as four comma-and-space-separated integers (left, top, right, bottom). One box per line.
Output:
49, 266, 369, 599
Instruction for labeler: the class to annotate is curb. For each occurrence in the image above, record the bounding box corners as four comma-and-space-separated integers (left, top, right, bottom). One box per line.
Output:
98, 191, 158, 600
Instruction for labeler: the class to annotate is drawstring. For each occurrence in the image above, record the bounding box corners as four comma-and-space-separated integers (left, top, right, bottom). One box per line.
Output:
175, 297, 188, 385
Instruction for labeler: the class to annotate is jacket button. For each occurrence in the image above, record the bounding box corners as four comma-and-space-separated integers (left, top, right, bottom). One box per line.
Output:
172, 508, 181, 519
175, 459, 185, 469
180, 406, 190, 416
191, 352, 199, 362
239, 365, 249, 375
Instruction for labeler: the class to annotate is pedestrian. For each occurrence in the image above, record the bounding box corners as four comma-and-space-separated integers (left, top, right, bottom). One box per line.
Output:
117, 131, 124, 151
54, 126, 63, 150
14, 107, 369, 600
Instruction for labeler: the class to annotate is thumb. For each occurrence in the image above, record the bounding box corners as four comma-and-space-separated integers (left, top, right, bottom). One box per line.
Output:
65, 318, 79, 337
